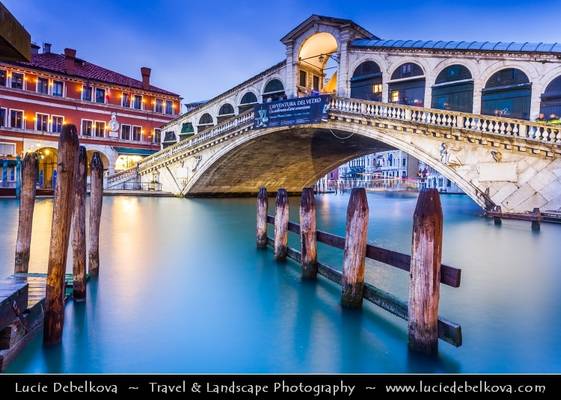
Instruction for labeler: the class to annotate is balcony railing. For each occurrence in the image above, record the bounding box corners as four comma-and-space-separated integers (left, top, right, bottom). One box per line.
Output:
330, 97, 561, 145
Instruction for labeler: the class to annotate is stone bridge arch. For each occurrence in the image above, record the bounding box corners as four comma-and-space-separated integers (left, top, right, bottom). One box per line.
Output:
178, 121, 515, 210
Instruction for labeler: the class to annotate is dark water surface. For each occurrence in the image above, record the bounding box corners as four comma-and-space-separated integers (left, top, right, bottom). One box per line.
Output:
1, 193, 560, 373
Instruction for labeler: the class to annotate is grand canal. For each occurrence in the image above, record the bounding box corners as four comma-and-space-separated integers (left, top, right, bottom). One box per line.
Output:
1, 193, 560, 373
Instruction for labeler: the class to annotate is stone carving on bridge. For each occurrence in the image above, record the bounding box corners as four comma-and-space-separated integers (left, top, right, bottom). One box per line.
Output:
192, 155, 202, 172
439, 143, 463, 166
490, 150, 503, 163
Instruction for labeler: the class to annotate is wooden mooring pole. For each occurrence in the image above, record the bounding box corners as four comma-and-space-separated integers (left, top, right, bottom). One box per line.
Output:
341, 188, 369, 308
14, 152, 38, 273
300, 187, 317, 279
274, 189, 288, 260
532, 208, 541, 231
72, 146, 87, 301
88, 152, 104, 276
256, 187, 268, 248
44, 125, 79, 345
408, 188, 443, 355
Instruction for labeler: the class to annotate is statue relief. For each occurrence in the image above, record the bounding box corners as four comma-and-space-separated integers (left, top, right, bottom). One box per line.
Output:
439, 143, 463, 166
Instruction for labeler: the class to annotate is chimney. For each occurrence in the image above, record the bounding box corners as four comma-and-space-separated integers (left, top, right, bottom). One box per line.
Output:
64, 48, 77, 73
31, 43, 40, 55
141, 67, 151, 89
42, 42, 52, 54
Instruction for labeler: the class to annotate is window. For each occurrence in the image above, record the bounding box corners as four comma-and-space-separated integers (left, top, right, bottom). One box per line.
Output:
0, 143, 16, 156
95, 88, 106, 104
52, 80, 64, 97
312, 75, 320, 91
11, 72, 24, 89
132, 126, 141, 141
299, 70, 307, 87
121, 124, 131, 140
95, 121, 105, 138
82, 85, 93, 101
52, 116, 64, 133
239, 91, 258, 113
482, 68, 531, 120
122, 93, 131, 108
133, 95, 142, 110
541, 76, 561, 120
390, 90, 399, 102
81, 120, 93, 136
10, 110, 23, 129
165, 100, 173, 115
0, 108, 5, 127
37, 77, 49, 94
0, 70, 6, 86
36, 113, 48, 132
391, 63, 424, 80
154, 128, 161, 144
155, 99, 163, 113
402, 158, 406, 167
351, 61, 383, 101
262, 79, 285, 102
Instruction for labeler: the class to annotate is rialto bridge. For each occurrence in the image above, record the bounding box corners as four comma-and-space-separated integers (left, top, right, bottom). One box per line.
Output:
112, 15, 561, 214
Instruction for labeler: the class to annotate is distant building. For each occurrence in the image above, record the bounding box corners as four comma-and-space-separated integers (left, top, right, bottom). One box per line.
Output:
0, 42, 181, 189
417, 161, 463, 193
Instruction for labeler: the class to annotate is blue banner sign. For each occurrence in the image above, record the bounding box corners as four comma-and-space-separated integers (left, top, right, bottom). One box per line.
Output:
253, 95, 331, 129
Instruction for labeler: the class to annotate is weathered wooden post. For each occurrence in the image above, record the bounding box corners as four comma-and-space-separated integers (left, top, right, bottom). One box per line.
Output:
274, 188, 288, 260
256, 187, 268, 248
408, 188, 443, 355
300, 187, 317, 279
493, 206, 502, 226
88, 152, 104, 276
341, 188, 369, 308
44, 125, 79, 345
14, 152, 38, 273
532, 207, 541, 231
72, 146, 87, 300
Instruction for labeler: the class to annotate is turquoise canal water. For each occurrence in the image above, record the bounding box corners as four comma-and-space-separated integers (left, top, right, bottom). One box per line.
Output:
1, 193, 561, 373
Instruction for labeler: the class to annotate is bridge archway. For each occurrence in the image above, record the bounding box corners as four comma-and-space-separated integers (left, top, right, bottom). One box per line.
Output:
481, 68, 531, 120
388, 62, 426, 107
182, 124, 486, 209
350, 61, 383, 101
540, 75, 561, 120
217, 103, 235, 123
431, 64, 474, 112
297, 31, 339, 96
197, 113, 214, 133
238, 91, 258, 113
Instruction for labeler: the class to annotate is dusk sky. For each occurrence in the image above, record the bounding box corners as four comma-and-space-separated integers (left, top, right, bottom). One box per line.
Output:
5, 0, 560, 105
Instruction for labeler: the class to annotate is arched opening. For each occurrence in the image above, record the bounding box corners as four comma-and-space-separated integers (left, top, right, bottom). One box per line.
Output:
36, 147, 57, 189
262, 79, 285, 102
86, 150, 110, 172
238, 91, 258, 113
297, 32, 338, 96
540, 76, 561, 121
197, 113, 214, 132
431, 65, 474, 112
482, 68, 531, 120
350, 61, 382, 101
388, 63, 425, 107
217, 103, 235, 123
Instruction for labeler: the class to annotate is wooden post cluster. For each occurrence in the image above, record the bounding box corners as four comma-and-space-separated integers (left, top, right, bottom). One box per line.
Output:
44, 125, 79, 345
71, 146, 87, 301
273, 189, 289, 260
88, 152, 104, 276
408, 189, 443, 355
256, 187, 268, 248
257, 186, 448, 355
341, 188, 369, 308
14, 152, 38, 273
299, 188, 317, 279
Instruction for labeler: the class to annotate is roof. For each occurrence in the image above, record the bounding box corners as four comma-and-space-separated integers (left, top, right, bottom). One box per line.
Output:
8, 52, 180, 96
352, 39, 561, 55
281, 15, 377, 44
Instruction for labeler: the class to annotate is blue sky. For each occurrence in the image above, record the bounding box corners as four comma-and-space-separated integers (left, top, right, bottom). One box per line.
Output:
5, 0, 560, 103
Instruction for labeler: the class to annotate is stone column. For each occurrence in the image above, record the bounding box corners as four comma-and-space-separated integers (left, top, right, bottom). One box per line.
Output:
336, 31, 351, 98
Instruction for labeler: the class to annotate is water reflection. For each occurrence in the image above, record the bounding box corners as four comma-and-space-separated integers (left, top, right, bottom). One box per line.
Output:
0, 193, 560, 372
